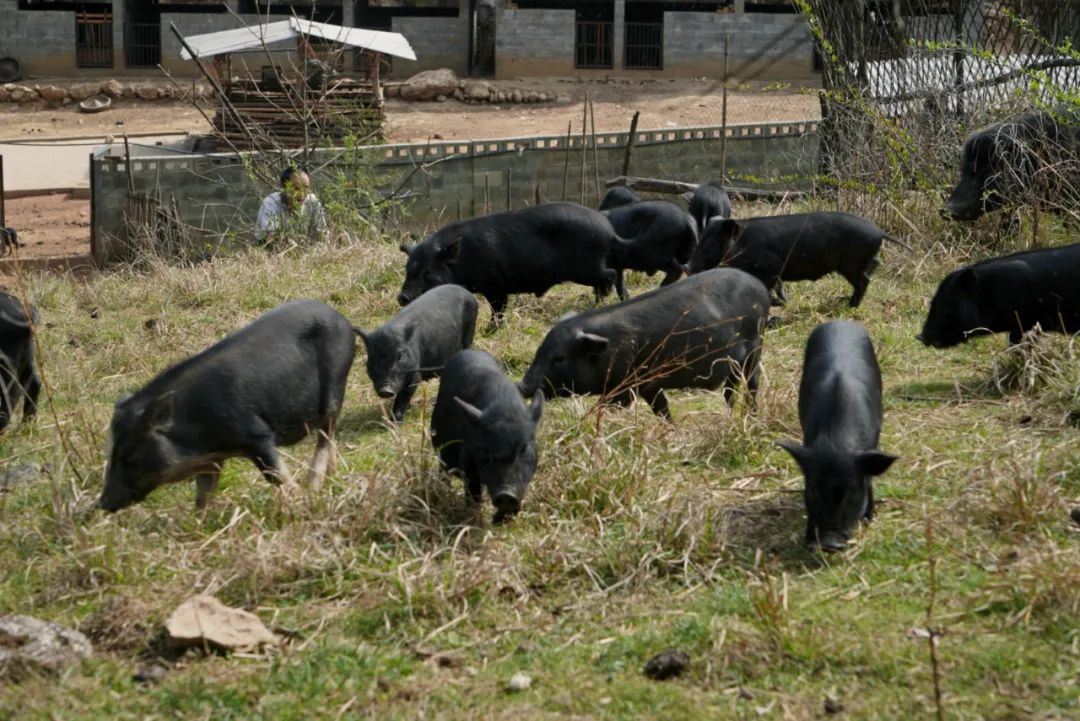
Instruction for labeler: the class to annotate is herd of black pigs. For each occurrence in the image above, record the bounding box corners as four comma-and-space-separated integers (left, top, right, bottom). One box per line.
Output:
1, 109, 1078, 554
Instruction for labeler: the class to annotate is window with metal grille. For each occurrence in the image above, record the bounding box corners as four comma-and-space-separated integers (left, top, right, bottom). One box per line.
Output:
125, 22, 161, 68
75, 9, 113, 68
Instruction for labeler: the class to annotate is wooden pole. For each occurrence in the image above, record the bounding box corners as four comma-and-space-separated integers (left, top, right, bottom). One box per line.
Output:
720, 33, 730, 184
561, 121, 572, 201
579, 94, 588, 204
590, 94, 601, 205
621, 111, 640, 177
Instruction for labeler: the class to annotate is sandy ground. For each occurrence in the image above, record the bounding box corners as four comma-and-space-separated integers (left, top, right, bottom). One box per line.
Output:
0, 78, 820, 284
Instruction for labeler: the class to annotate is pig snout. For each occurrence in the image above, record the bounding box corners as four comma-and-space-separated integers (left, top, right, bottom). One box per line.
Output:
98, 490, 132, 513
377, 384, 397, 399
811, 530, 849, 553
396, 292, 413, 306
491, 491, 522, 523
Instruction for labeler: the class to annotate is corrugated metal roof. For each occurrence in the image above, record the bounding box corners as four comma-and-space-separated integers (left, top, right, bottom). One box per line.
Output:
179, 18, 416, 61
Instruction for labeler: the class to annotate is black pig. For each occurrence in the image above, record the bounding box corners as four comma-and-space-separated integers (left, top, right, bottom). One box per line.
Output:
519, 268, 769, 419
918, 242, 1080, 347
99, 299, 357, 512
431, 349, 543, 522
604, 200, 699, 293
358, 284, 477, 423
688, 182, 731, 235
778, 320, 897, 552
0, 292, 41, 433
599, 186, 641, 211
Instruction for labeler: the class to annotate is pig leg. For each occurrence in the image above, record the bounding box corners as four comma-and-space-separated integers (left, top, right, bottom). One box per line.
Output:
391, 375, 419, 423
22, 369, 41, 420
647, 389, 672, 420
613, 270, 628, 301
486, 295, 508, 330
848, 258, 878, 308
195, 470, 221, 510
771, 280, 787, 307
250, 443, 294, 490
659, 260, 683, 287
307, 424, 336, 492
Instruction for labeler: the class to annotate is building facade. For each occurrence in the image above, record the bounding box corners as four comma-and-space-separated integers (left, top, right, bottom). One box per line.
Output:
0, 0, 817, 82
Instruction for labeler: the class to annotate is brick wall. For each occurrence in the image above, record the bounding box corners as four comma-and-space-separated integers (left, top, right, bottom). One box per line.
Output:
391, 14, 469, 78
0, 0, 78, 77
663, 11, 816, 81
494, 7, 576, 79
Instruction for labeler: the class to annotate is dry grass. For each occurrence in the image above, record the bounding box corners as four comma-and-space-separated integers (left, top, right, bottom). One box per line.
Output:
0, 198, 1077, 720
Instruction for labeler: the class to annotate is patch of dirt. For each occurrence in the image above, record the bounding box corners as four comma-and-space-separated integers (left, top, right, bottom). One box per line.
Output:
1, 100, 208, 140
0, 194, 91, 289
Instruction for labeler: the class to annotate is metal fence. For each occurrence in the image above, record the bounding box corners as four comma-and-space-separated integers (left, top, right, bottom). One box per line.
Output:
124, 22, 161, 68
624, 22, 663, 70
75, 11, 113, 69
575, 21, 613, 69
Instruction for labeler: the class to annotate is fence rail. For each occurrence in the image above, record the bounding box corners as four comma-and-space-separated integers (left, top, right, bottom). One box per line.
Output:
625, 22, 663, 70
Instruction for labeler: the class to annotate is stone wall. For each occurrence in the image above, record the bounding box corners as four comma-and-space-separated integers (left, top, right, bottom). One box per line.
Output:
91, 120, 820, 262
0, 0, 78, 77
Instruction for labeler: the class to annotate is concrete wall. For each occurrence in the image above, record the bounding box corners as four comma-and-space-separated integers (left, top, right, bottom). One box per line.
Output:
663, 11, 816, 81
90, 120, 820, 261
494, 7, 577, 78
0, 0, 79, 77
391, 13, 469, 77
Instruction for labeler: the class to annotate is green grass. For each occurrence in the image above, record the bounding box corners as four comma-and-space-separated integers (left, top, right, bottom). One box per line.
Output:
0, 205, 1078, 720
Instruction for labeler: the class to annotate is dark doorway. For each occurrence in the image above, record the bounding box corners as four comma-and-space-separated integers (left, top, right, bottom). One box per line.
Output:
124, 1, 161, 68
574, 2, 613, 69
624, 2, 662, 70
471, 0, 495, 76
75, 4, 113, 68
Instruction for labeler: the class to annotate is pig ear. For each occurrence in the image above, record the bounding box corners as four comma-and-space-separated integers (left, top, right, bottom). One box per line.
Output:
528, 391, 544, 425
399, 243, 414, 256
573, 330, 609, 355
437, 238, 461, 262
776, 439, 810, 470
454, 396, 485, 425
144, 392, 175, 430
856, 450, 898, 477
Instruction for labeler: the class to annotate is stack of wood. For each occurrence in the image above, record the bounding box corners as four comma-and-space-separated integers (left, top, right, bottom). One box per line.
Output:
210, 77, 384, 150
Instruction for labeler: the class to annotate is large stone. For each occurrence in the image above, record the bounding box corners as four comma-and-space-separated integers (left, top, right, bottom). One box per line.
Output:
0, 615, 93, 682
35, 85, 67, 103
68, 82, 102, 101
399, 68, 459, 101
464, 80, 493, 101
166, 595, 278, 653
511, 90, 523, 103
134, 84, 159, 101
0, 86, 8, 103
101, 79, 124, 98
9, 86, 38, 103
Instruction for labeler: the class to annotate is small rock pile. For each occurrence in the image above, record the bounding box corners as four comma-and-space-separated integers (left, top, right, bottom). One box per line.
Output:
0, 80, 215, 106
387, 68, 567, 105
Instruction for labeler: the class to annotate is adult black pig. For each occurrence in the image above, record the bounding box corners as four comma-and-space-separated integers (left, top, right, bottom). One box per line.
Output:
518, 268, 769, 419
604, 200, 699, 294
0, 292, 41, 433
358, 284, 478, 423
99, 299, 357, 512
777, 320, 897, 552
599, 186, 641, 211
688, 182, 731, 235
918, 242, 1080, 347
688, 212, 905, 308
944, 110, 1080, 221
397, 202, 620, 319
431, 349, 543, 522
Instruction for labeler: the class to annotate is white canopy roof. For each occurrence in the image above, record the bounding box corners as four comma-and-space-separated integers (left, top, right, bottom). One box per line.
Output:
179, 17, 416, 61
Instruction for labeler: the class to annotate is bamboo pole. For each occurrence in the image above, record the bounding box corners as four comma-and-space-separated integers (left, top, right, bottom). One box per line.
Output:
720, 33, 730, 183
589, 94, 601, 205
562, 121, 572, 201
579, 94, 588, 204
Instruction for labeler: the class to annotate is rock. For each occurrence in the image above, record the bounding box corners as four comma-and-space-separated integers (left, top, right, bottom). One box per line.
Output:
134, 85, 159, 101
527, 91, 540, 103
436, 94, 447, 103
463, 80, 493, 101
507, 672, 532, 691
643, 648, 690, 680
511, 90, 523, 103
0, 615, 93, 682
35, 85, 67, 104
556, 93, 572, 103
399, 68, 459, 101
452, 87, 465, 102
0, 463, 43, 492
494, 91, 505, 103
101, 79, 123, 98
9, 86, 38, 103
165, 595, 278, 653
68, 82, 101, 101
0, 86, 8, 103
121, 84, 136, 99
384, 83, 400, 98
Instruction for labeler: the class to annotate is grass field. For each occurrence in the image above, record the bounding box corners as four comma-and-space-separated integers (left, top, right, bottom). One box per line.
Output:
0, 203, 1077, 720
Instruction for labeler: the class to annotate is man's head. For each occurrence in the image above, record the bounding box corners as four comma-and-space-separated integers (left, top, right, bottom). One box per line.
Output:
280, 167, 311, 210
